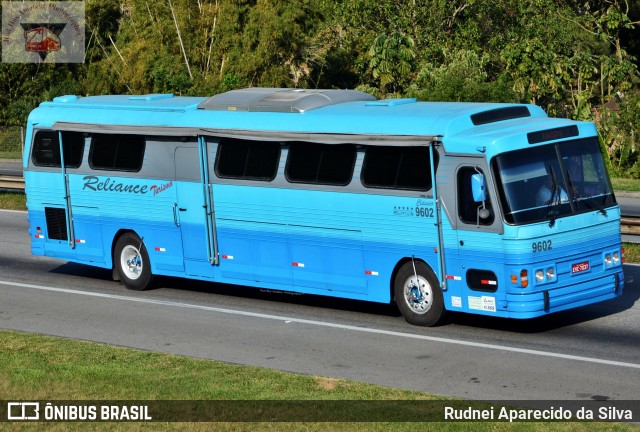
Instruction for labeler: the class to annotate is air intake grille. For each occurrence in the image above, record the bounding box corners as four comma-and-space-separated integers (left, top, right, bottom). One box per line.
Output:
470, 106, 531, 125
45, 207, 68, 241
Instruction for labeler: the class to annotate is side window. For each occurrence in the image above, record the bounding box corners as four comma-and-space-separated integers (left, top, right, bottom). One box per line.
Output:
457, 166, 494, 225
361, 146, 433, 191
90, 134, 145, 172
32, 130, 84, 168
286, 142, 356, 186
215, 138, 280, 181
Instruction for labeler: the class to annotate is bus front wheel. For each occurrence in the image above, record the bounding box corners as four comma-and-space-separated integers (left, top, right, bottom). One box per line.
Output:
394, 261, 445, 326
114, 232, 153, 291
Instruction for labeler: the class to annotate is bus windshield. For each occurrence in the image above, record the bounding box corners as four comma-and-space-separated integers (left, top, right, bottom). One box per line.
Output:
492, 137, 616, 225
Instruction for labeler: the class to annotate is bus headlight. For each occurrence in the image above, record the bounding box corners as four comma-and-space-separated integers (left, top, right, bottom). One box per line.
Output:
604, 253, 612, 267
546, 267, 555, 280
535, 270, 545, 283
613, 252, 620, 265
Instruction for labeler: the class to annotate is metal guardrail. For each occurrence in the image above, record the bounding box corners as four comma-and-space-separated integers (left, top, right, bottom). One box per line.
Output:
0, 175, 24, 191
621, 217, 640, 236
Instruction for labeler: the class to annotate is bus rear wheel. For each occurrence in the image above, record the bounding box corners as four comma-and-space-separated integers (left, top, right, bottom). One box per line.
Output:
114, 232, 153, 291
394, 261, 445, 326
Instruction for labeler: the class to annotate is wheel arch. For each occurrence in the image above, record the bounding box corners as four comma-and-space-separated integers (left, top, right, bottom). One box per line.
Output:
112, 229, 155, 291
392, 257, 446, 326
110, 228, 138, 270
390, 256, 436, 303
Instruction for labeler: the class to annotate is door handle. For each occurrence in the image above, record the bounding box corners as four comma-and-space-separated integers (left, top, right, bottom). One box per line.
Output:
172, 203, 180, 227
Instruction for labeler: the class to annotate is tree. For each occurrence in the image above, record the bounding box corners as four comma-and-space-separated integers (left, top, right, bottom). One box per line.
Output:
367, 31, 415, 95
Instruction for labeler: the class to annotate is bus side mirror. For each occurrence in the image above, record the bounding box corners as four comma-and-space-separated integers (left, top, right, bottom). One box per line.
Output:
471, 173, 486, 203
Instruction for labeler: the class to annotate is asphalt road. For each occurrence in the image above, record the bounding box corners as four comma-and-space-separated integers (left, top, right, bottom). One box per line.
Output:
1, 209, 639, 402
618, 195, 640, 217
0, 161, 21, 177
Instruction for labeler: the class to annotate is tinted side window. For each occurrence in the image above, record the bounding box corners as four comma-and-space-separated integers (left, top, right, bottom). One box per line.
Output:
361, 146, 433, 191
215, 138, 280, 181
286, 143, 356, 186
90, 134, 145, 172
32, 130, 84, 168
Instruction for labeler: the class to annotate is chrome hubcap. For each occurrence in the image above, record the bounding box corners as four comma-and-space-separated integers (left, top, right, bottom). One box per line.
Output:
403, 275, 432, 314
120, 245, 143, 280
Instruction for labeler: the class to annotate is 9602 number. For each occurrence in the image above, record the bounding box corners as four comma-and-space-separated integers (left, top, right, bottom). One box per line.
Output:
532, 240, 552, 253
416, 207, 434, 218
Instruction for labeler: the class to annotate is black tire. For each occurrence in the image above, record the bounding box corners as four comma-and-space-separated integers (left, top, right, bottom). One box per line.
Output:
394, 260, 445, 326
113, 232, 153, 291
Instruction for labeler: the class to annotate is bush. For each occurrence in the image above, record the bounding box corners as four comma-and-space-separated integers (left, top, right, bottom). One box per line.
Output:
0, 127, 23, 160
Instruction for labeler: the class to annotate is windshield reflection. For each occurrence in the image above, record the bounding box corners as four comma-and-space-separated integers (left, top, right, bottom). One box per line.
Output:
492, 137, 616, 225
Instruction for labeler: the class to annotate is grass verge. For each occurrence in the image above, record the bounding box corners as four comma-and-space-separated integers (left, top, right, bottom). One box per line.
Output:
1, 330, 636, 431
611, 178, 640, 192
0, 192, 26, 210
623, 242, 640, 263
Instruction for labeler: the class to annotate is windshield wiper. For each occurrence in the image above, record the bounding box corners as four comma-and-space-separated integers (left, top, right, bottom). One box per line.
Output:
547, 165, 567, 227
546, 165, 562, 227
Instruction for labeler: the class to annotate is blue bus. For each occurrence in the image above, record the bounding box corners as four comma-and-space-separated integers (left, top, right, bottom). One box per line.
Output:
24, 88, 623, 326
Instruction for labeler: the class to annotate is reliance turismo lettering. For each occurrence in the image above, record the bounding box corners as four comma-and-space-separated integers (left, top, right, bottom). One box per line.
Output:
82, 176, 149, 195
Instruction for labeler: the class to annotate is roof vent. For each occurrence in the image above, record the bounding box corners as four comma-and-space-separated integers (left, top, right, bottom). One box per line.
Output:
198, 88, 376, 113
52, 95, 79, 103
470, 106, 530, 126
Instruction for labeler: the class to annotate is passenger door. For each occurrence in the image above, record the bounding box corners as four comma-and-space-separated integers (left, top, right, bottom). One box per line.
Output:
175, 143, 216, 278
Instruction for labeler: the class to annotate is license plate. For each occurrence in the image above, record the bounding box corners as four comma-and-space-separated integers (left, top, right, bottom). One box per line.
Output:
572, 261, 590, 274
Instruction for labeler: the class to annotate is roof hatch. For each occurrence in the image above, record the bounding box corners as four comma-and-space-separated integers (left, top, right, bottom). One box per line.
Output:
197, 88, 376, 113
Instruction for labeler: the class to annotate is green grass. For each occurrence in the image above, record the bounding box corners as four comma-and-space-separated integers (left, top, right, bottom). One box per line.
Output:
623, 242, 640, 264
0, 192, 26, 210
611, 178, 640, 192
1, 330, 636, 431
0, 150, 22, 159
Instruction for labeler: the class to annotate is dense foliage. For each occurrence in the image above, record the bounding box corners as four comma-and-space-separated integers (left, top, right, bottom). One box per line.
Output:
1, 0, 639, 176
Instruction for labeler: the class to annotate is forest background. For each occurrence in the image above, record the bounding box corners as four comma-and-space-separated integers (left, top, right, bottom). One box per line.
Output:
1, 0, 639, 178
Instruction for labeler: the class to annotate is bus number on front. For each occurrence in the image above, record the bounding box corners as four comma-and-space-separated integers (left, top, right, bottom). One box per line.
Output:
532, 240, 552, 253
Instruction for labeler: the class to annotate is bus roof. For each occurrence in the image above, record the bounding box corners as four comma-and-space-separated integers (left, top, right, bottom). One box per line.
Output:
31, 88, 594, 157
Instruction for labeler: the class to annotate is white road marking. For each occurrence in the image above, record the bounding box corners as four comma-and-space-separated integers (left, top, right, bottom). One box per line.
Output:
1, 278, 640, 370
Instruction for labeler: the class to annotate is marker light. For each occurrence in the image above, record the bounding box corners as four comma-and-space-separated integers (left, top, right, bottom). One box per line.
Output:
520, 270, 528, 288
